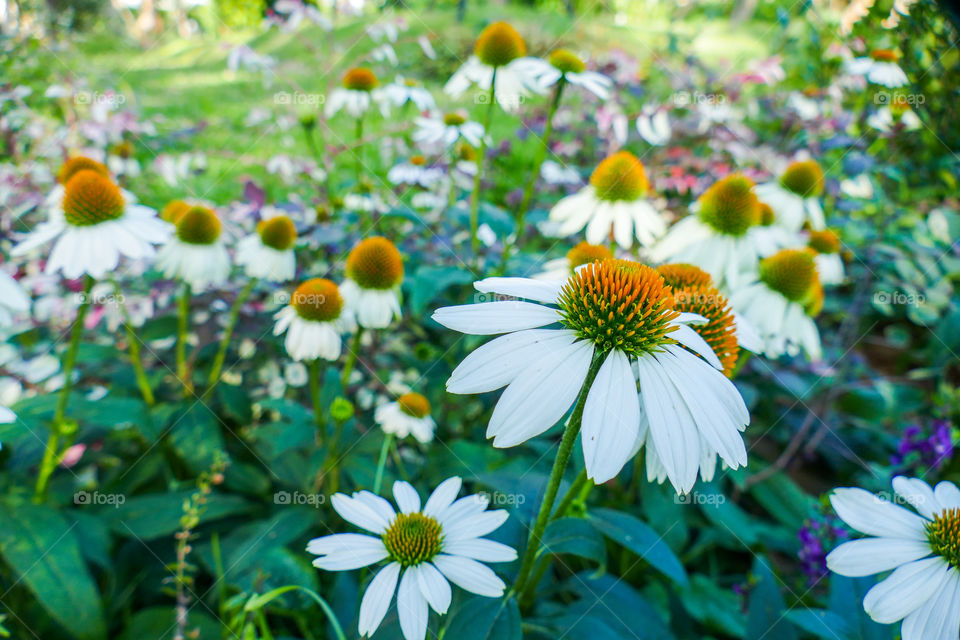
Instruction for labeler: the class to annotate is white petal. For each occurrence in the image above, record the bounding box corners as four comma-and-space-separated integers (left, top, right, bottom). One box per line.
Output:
358, 562, 401, 636
826, 538, 932, 577
397, 568, 429, 640
934, 482, 960, 510
893, 476, 942, 519
393, 481, 421, 514
447, 329, 576, 394
432, 554, 506, 597
415, 562, 452, 614
900, 568, 960, 640
432, 301, 559, 335
331, 493, 393, 534
442, 510, 510, 542
423, 477, 462, 517
864, 557, 950, 623
670, 323, 722, 370
442, 538, 517, 563
581, 350, 641, 483
830, 488, 927, 540
474, 278, 562, 304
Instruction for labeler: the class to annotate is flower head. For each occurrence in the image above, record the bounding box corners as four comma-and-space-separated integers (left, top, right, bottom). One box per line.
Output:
176, 206, 222, 245
657, 263, 713, 290
273, 278, 349, 361
780, 160, 824, 199
291, 278, 343, 322
590, 151, 649, 202
549, 48, 586, 74
567, 242, 613, 269
343, 67, 379, 91
375, 392, 436, 443
257, 215, 297, 251
57, 156, 108, 184
346, 236, 404, 290
808, 229, 840, 255
62, 171, 125, 227
870, 48, 900, 62
759, 248, 818, 303
697, 174, 761, 236
237, 215, 297, 282
474, 22, 526, 67
161, 200, 191, 224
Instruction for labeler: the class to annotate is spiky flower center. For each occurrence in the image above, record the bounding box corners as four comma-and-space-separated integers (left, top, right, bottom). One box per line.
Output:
549, 49, 585, 74
343, 67, 378, 91
410, 154, 427, 166
558, 260, 679, 356
657, 263, 713, 290
759, 249, 818, 302
58, 156, 109, 184
759, 202, 776, 226
927, 508, 960, 568
589, 151, 649, 202
291, 278, 343, 322
780, 160, 824, 198
398, 392, 431, 419
62, 171, 125, 227
697, 174, 761, 236
474, 21, 526, 67
456, 142, 476, 162
346, 236, 404, 290
870, 49, 899, 62
673, 286, 739, 377
443, 111, 467, 126
808, 229, 840, 255
161, 200, 191, 224
567, 242, 613, 270
257, 215, 297, 251
176, 207, 222, 245
382, 513, 443, 567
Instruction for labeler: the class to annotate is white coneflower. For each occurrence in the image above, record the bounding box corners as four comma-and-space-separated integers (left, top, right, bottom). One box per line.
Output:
845, 49, 909, 87
515, 49, 613, 99
532, 241, 612, 281
807, 229, 845, 285
444, 22, 543, 112
433, 260, 750, 492
754, 160, 827, 232
729, 248, 823, 360
651, 174, 780, 290
375, 76, 436, 112
636, 104, 671, 146
549, 151, 665, 249
387, 155, 444, 188
827, 476, 960, 640
540, 160, 580, 186
156, 206, 231, 290
412, 111, 485, 150
236, 214, 298, 282
325, 67, 380, 118
375, 392, 436, 443
0, 269, 29, 326
274, 278, 352, 361
307, 478, 516, 640
13, 169, 171, 279
341, 237, 404, 330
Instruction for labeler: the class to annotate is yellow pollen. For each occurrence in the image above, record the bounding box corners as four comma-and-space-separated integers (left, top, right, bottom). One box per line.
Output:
697, 174, 761, 236
291, 278, 343, 322
780, 160, 824, 198
257, 215, 297, 251
176, 206, 222, 245
759, 248, 819, 303
656, 263, 714, 290
346, 236, 404, 290
474, 21, 526, 67
62, 170, 125, 227
566, 242, 613, 270
928, 508, 960, 568
382, 513, 443, 567
589, 151, 649, 202
549, 49, 586, 74
397, 393, 431, 419
58, 156, 109, 185
343, 67, 378, 92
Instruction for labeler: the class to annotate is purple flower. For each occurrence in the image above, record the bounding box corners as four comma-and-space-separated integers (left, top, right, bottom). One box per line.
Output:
891, 419, 954, 473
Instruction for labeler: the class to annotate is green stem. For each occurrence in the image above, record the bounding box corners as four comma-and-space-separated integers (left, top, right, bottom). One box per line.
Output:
505, 79, 565, 268
390, 438, 410, 482
551, 467, 588, 521
373, 432, 394, 494
511, 352, 604, 597
469, 68, 498, 257
340, 328, 363, 387
176, 282, 193, 395
112, 280, 155, 406
730, 350, 752, 377
355, 113, 364, 187
33, 276, 94, 503
207, 278, 256, 388
309, 359, 325, 443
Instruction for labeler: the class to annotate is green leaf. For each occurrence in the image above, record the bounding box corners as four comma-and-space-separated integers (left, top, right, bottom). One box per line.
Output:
406, 264, 474, 314
167, 404, 227, 472
587, 508, 687, 586
747, 473, 815, 529
118, 607, 220, 640
785, 609, 853, 639
829, 576, 893, 640
680, 574, 746, 637
444, 596, 521, 640
538, 517, 606, 568
745, 556, 797, 640
0, 503, 105, 640
107, 490, 252, 539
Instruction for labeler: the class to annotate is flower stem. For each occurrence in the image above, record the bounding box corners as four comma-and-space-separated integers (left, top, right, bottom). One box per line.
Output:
33, 276, 94, 503
511, 352, 604, 597
373, 432, 394, 494
112, 282, 155, 406
504, 79, 566, 269
309, 359, 325, 444
340, 327, 364, 387
207, 278, 256, 388
176, 282, 193, 395
469, 68, 498, 257
551, 467, 588, 521
355, 113, 365, 188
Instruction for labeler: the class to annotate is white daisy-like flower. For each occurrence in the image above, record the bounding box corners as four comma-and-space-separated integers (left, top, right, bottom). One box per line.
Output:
867, 105, 923, 132
12, 168, 171, 280
845, 50, 909, 87
433, 261, 750, 493
754, 160, 826, 232
274, 278, 352, 361
549, 151, 665, 249
827, 476, 960, 640
787, 91, 822, 120
0, 270, 30, 327
156, 206, 231, 290
651, 175, 786, 290
729, 248, 823, 360
375, 76, 436, 112
532, 241, 613, 281
807, 229, 845, 286
271, 0, 332, 31
540, 160, 580, 186
375, 392, 436, 443
387, 155, 444, 188
636, 104, 672, 146
325, 68, 380, 119
412, 111, 485, 150
514, 49, 613, 100
307, 478, 516, 640
236, 214, 297, 282
341, 237, 404, 330
443, 22, 543, 112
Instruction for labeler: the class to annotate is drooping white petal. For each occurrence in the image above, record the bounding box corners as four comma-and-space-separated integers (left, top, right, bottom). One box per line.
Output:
414, 562, 452, 614
830, 488, 927, 540
900, 568, 960, 640
581, 349, 641, 483
863, 557, 950, 623
447, 329, 577, 394
397, 568, 429, 640
433, 554, 506, 597
474, 278, 562, 304
358, 562, 401, 637
442, 538, 517, 563
670, 323, 723, 370
826, 538, 932, 577
442, 510, 510, 543
432, 301, 560, 335
330, 493, 393, 534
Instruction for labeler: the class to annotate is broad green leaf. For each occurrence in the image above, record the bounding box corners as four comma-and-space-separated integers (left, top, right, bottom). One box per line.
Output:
538, 517, 606, 568
745, 556, 797, 640
588, 508, 687, 585
107, 490, 252, 539
118, 607, 220, 640
785, 609, 853, 639
444, 596, 521, 640
680, 575, 746, 637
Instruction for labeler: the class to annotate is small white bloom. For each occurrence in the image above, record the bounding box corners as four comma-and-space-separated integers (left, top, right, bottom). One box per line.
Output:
375, 392, 436, 443
636, 105, 671, 146
444, 56, 545, 113
236, 214, 297, 282
513, 52, 613, 100
375, 76, 436, 113
156, 207, 230, 290
273, 278, 352, 362
540, 160, 580, 186
387, 156, 444, 188
413, 112, 485, 150
845, 54, 909, 87
754, 160, 827, 232
341, 237, 404, 330
0, 270, 30, 327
